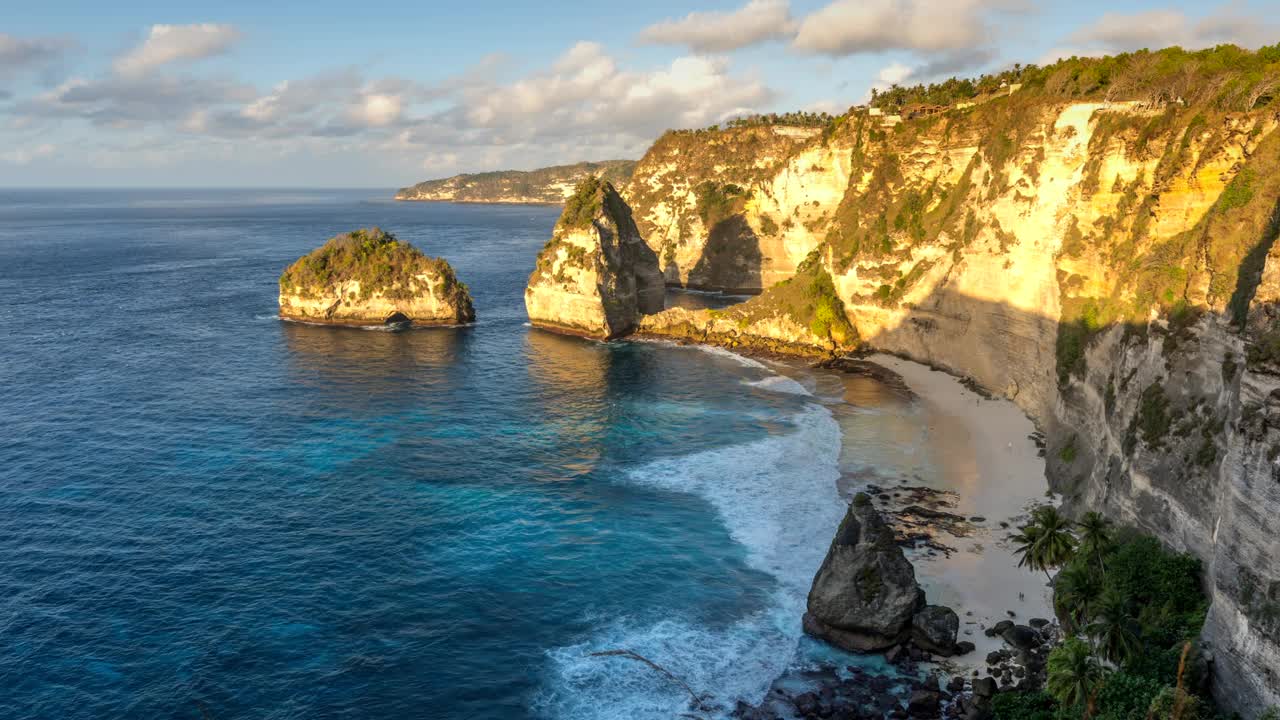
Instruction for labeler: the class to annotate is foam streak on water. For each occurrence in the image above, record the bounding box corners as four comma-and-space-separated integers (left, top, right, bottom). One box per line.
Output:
539, 402, 845, 720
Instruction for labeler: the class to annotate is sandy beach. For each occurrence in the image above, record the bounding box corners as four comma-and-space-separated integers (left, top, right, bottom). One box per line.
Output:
800, 353, 1056, 668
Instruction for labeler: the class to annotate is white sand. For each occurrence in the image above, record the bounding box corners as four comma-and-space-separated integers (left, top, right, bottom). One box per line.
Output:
790, 353, 1056, 670
869, 355, 1055, 665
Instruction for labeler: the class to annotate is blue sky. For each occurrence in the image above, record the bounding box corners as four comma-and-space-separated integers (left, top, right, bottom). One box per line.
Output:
1, 0, 1275, 187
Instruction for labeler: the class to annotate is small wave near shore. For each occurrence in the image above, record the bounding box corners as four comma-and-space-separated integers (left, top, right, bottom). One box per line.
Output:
538, 350, 845, 720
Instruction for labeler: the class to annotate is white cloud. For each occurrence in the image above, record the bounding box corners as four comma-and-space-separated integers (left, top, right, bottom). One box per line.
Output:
347, 93, 403, 127
1067, 3, 1277, 53
451, 42, 773, 145
113, 24, 241, 76
793, 0, 1015, 56
2, 142, 56, 164
638, 0, 796, 53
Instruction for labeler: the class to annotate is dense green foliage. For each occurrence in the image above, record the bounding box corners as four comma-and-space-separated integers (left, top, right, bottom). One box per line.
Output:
873, 44, 1280, 112
998, 522, 1213, 720
693, 182, 749, 229
279, 228, 462, 301
559, 176, 605, 231
725, 250, 857, 348
1046, 637, 1105, 707
725, 111, 836, 128
1011, 505, 1077, 578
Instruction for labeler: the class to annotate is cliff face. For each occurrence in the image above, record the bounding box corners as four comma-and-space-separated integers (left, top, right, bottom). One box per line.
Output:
626, 77, 1280, 713
524, 178, 664, 339
626, 125, 846, 291
395, 160, 636, 204
279, 228, 475, 326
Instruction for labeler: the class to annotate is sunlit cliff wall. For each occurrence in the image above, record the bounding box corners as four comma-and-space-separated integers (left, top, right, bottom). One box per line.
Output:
630, 81, 1280, 714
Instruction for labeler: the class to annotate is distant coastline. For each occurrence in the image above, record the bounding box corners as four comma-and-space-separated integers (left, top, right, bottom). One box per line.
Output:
394, 160, 635, 204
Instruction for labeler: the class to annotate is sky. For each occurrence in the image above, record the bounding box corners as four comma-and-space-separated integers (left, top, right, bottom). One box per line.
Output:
1, 0, 1276, 187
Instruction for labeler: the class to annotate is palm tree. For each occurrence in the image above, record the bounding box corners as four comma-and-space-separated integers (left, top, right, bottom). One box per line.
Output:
1055, 563, 1103, 632
1076, 511, 1113, 574
1047, 637, 1106, 709
1013, 505, 1078, 581
1088, 589, 1142, 664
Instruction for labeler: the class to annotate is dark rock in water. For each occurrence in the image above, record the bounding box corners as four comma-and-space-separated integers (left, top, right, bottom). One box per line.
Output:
907, 689, 941, 717
1028, 617, 1050, 629
972, 677, 997, 698
985, 650, 1005, 665
868, 674, 894, 693
885, 644, 907, 665
955, 640, 976, 655
947, 676, 967, 693
1001, 625, 1040, 652
804, 494, 920, 652
989, 620, 1014, 637
793, 692, 819, 717
912, 605, 960, 655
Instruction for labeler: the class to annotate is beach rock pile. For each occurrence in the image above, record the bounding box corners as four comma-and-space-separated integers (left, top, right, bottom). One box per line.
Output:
524, 176, 664, 339
804, 494, 972, 659
981, 618, 1060, 693
730, 664, 974, 720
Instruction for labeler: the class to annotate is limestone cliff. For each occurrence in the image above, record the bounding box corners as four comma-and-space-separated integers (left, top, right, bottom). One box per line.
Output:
626, 46, 1280, 715
395, 160, 636, 204
279, 228, 474, 326
524, 178, 664, 339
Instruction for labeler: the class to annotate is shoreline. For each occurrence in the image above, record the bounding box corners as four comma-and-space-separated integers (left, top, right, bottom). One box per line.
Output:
764, 348, 1054, 666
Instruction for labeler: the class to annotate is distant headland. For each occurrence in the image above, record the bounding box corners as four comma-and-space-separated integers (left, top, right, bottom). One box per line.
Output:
394, 160, 636, 205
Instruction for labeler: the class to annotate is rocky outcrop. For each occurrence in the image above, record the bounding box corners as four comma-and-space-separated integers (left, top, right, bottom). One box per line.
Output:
278, 228, 474, 326
622, 49, 1280, 714
524, 177, 664, 339
803, 494, 921, 651
912, 605, 961, 656
396, 160, 635, 204
638, 253, 858, 357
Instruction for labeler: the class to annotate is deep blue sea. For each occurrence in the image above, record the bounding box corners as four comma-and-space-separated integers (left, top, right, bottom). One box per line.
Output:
0, 189, 903, 720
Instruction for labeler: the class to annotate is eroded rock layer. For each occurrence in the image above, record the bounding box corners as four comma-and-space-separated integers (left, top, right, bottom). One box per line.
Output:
278, 228, 474, 326
524, 178, 664, 339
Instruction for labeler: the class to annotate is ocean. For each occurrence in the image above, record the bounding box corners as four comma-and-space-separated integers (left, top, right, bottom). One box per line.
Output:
0, 189, 926, 720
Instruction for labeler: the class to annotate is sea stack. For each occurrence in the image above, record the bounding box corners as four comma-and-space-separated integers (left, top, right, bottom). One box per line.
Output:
803, 493, 922, 652
524, 177, 664, 339
279, 228, 474, 326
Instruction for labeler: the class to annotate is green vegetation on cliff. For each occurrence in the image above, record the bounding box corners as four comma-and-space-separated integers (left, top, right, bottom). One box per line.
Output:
735, 251, 857, 346
999, 517, 1213, 720
279, 228, 464, 301
395, 160, 636, 204
874, 43, 1280, 113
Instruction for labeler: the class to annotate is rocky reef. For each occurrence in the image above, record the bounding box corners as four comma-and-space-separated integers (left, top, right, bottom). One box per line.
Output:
524, 177, 664, 339
396, 160, 636, 204
278, 228, 474, 326
618, 46, 1280, 715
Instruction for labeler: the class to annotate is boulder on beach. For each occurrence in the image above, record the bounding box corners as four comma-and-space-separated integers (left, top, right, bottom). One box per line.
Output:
912, 604, 960, 655
278, 228, 474, 326
803, 493, 921, 652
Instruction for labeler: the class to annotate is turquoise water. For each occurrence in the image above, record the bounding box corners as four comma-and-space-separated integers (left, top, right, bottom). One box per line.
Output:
0, 190, 864, 719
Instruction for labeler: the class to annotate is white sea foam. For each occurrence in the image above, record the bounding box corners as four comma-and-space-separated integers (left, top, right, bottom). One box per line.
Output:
745, 375, 811, 396
538, 403, 845, 720
687, 344, 769, 370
